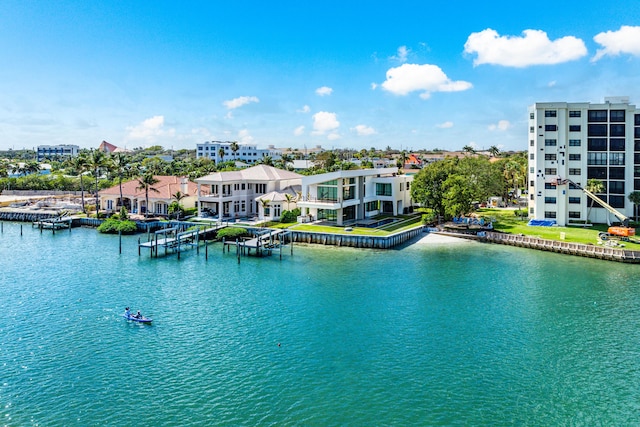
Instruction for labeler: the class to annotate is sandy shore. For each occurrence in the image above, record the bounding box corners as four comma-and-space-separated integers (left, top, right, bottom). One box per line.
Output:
411, 232, 475, 245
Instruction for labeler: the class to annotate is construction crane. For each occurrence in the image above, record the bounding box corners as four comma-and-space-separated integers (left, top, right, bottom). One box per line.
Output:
555, 178, 635, 241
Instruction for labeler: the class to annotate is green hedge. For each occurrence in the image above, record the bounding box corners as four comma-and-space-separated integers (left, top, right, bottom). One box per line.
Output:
97, 219, 138, 234
216, 227, 250, 240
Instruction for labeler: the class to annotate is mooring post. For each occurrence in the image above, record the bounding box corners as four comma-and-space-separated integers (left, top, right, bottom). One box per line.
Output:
119, 230, 122, 254
196, 227, 200, 255
177, 237, 181, 260
205, 239, 208, 260
138, 237, 141, 256
290, 233, 293, 255
20, 224, 23, 236
236, 239, 240, 264
222, 237, 225, 253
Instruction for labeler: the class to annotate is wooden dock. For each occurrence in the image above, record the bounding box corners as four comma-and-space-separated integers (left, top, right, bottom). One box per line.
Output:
224, 229, 293, 260
32, 215, 73, 233
139, 224, 223, 258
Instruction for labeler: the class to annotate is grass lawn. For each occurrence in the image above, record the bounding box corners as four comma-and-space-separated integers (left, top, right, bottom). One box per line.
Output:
482, 208, 640, 250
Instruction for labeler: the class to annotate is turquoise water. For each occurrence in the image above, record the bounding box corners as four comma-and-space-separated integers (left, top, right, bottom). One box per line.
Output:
1, 223, 640, 426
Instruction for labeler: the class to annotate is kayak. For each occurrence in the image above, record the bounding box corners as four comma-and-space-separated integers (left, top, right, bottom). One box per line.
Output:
123, 314, 153, 323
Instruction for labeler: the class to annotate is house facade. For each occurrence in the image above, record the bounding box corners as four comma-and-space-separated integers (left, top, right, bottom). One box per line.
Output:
196, 141, 282, 164
297, 167, 414, 226
195, 165, 302, 221
528, 96, 640, 226
98, 176, 200, 216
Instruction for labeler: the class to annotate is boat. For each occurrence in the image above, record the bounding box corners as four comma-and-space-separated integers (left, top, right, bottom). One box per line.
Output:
123, 313, 153, 323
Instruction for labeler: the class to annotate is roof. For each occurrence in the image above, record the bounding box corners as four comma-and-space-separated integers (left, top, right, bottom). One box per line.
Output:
99, 176, 201, 200
255, 186, 301, 202
196, 164, 302, 183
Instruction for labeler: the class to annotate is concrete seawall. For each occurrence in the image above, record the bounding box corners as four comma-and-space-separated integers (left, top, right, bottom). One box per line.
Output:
289, 226, 426, 249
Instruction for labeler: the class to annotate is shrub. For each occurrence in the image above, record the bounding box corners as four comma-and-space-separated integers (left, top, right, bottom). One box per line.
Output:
216, 227, 250, 240
97, 219, 138, 234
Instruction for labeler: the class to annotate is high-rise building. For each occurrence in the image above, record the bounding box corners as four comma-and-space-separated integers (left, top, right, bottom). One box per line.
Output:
196, 141, 281, 164
528, 97, 640, 226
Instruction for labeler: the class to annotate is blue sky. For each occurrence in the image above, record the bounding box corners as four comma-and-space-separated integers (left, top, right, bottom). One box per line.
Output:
1, 1, 640, 153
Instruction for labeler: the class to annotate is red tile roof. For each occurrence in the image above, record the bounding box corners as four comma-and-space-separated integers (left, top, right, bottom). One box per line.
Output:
99, 176, 202, 200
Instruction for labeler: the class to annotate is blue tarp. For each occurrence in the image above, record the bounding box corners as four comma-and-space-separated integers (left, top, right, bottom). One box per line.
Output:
527, 219, 557, 227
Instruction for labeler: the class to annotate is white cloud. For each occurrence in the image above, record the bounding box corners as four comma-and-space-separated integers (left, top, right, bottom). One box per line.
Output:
381, 63, 472, 98
437, 121, 454, 129
312, 111, 340, 136
548, 80, 557, 87
592, 25, 640, 61
352, 124, 376, 136
371, 82, 378, 90
327, 133, 341, 141
223, 96, 259, 110
126, 115, 175, 142
238, 129, 254, 144
315, 86, 333, 96
297, 105, 311, 113
294, 125, 305, 136
464, 29, 587, 67
488, 120, 511, 131
390, 45, 410, 63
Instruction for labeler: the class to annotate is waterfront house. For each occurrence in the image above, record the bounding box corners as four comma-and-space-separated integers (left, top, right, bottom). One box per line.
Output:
195, 164, 302, 221
98, 175, 200, 216
297, 167, 414, 226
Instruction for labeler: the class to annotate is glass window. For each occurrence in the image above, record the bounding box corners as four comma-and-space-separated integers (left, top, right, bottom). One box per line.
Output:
588, 124, 607, 136
635, 128, 640, 138
544, 168, 557, 175
610, 167, 625, 179
569, 197, 581, 204
545, 139, 557, 146
636, 154, 640, 165
530, 139, 534, 146
569, 110, 581, 117
635, 140, 640, 151
375, 183, 392, 196
609, 195, 625, 208
530, 126, 535, 133
317, 186, 337, 201
545, 211, 557, 219
569, 154, 581, 161
569, 211, 581, 218
569, 169, 581, 175
545, 197, 556, 204
610, 124, 625, 137
545, 183, 556, 189
610, 139, 625, 151
569, 139, 581, 146
609, 153, 625, 165
588, 138, 607, 151
587, 167, 607, 179
530, 153, 535, 160
587, 152, 607, 165
530, 113, 534, 119
569, 125, 581, 132
610, 110, 625, 122
545, 110, 557, 117
544, 154, 556, 160
636, 179, 640, 190
588, 110, 607, 122
635, 114, 640, 126
545, 125, 557, 131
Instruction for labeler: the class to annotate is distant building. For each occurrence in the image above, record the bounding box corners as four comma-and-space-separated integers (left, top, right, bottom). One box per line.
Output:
196, 141, 282, 164
36, 144, 79, 162
528, 96, 640, 226
98, 140, 131, 153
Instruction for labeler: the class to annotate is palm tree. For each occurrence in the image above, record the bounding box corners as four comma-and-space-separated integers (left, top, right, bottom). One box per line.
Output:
70, 153, 89, 213
259, 198, 270, 219
628, 191, 640, 223
171, 190, 186, 220
284, 193, 294, 211
462, 145, 476, 156
218, 147, 225, 164
230, 142, 239, 160
136, 173, 160, 218
87, 149, 107, 214
110, 152, 128, 211
488, 145, 500, 158
585, 178, 605, 225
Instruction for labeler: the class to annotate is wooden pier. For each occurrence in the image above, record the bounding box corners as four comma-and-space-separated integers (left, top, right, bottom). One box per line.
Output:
32, 216, 73, 233
224, 229, 293, 261
139, 224, 223, 258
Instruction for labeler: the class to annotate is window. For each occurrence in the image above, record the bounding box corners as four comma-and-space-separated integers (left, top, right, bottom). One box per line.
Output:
545, 211, 557, 219
636, 114, 640, 126
569, 154, 581, 161
530, 180, 534, 187
635, 140, 640, 151
569, 139, 581, 146
545, 139, 557, 146
609, 153, 625, 165
365, 201, 378, 212
588, 110, 607, 122
587, 152, 607, 165
375, 183, 392, 196
545, 168, 557, 175
545, 183, 557, 189
610, 124, 625, 137
545, 110, 557, 117
588, 138, 607, 151
545, 125, 558, 131
569, 110, 581, 117
530, 113, 535, 119
317, 186, 338, 201
569, 125, 581, 132
610, 139, 625, 151
610, 110, 625, 122
569, 211, 581, 218
610, 195, 625, 208
569, 169, 581, 175
588, 124, 607, 136
530, 139, 534, 146
636, 179, 640, 191
609, 181, 625, 194
569, 197, 581, 204
530, 126, 535, 133
530, 153, 535, 160
545, 154, 556, 161
545, 197, 557, 204
587, 167, 607, 179
609, 167, 625, 179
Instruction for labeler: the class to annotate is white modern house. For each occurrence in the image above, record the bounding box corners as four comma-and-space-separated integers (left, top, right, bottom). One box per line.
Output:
196, 141, 282, 164
195, 165, 302, 221
528, 96, 640, 226
297, 167, 414, 226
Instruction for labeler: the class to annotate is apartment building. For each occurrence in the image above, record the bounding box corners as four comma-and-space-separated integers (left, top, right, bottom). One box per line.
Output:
196, 141, 282, 164
36, 144, 79, 162
528, 96, 640, 226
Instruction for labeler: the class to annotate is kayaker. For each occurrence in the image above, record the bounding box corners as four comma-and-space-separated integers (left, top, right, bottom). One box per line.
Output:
125, 307, 131, 317
135, 311, 142, 319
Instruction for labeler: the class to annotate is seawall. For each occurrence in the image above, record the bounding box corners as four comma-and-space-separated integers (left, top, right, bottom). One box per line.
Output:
289, 226, 426, 249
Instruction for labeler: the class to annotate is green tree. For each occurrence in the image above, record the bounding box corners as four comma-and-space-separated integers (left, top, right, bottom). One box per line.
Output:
136, 173, 160, 218
410, 157, 458, 219
585, 178, 605, 224
628, 191, 640, 223
87, 149, 108, 213
488, 145, 500, 158
442, 175, 475, 218
70, 153, 89, 213
230, 142, 239, 160
218, 147, 225, 163
259, 198, 270, 218
170, 190, 186, 220
110, 152, 129, 210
